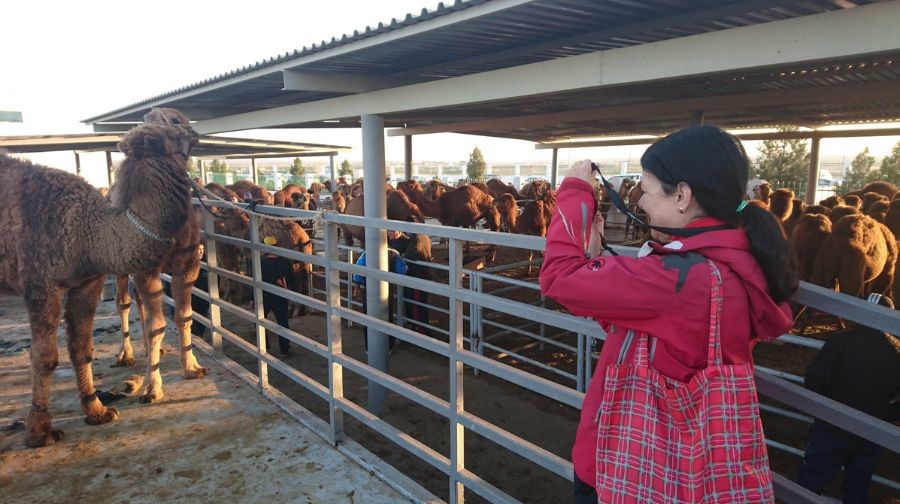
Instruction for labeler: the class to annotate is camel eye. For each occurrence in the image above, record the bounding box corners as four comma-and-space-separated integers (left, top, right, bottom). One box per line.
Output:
171, 118, 181, 124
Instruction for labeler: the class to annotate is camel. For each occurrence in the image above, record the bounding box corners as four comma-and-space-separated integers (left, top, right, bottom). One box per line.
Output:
0, 115, 199, 447
340, 190, 426, 247
486, 178, 519, 200
810, 214, 897, 300
113, 107, 210, 404
227, 179, 274, 206
789, 213, 832, 282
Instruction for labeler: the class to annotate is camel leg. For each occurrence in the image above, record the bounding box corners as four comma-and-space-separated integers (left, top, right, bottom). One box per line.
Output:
132, 271, 167, 403
113, 274, 136, 367
24, 282, 64, 447
65, 275, 119, 426
170, 269, 209, 380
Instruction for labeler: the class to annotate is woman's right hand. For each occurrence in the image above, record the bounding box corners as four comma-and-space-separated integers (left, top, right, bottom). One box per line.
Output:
564, 159, 595, 185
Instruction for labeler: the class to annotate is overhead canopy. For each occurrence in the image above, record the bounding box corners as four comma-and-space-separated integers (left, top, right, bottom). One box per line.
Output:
84, 0, 900, 142
0, 133, 349, 159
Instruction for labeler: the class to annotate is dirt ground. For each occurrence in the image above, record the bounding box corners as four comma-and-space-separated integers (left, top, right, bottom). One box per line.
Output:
0, 293, 414, 504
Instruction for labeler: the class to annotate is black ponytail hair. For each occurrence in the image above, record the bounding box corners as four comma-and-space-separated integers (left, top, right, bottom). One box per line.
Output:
641, 125, 798, 302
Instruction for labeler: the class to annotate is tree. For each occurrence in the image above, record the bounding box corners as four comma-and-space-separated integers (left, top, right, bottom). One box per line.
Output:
339, 159, 353, 177
753, 128, 810, 191
207, 159, 229, 173
466, 147, 487, 181
871, 140, 900, 185
289, 157, 305, 177
839, 147, 876, 192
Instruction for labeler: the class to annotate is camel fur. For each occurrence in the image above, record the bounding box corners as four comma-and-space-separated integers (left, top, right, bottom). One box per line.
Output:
810, 214, 897, 300
0, 116, 198, 447
789, 213, 832, 282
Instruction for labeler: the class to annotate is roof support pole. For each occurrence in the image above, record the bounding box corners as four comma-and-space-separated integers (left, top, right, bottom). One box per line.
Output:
404, 135, 413, 181
106, 151, 114, 187
550, 148, 559, 189
251, 157, 258, 185
74, 151, 81, 177
329, 154, 336, 193
689, 110, 704, 127
199, 159, 207, 184
806, 136, 821, 205
362, 114, 390, 416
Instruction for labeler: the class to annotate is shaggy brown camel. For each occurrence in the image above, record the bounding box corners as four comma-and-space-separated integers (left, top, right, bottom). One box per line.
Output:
113, 108, 209, 404
0, 117, 198, 447
227, 179, 274, 205
885, 199, 900, 239
492, 193, 519, 233
273, 183, 304, 207
341, 190, 426, 247
810, 214, 897, 300
789, 213, 832, 282
486, 178, 520, 200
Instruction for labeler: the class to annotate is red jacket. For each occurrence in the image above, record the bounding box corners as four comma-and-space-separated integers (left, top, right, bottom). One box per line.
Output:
539, 177, 793, 486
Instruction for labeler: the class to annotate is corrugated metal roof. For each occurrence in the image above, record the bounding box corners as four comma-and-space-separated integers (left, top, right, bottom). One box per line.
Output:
0, 133, 349, 158
84, 0, 900, 142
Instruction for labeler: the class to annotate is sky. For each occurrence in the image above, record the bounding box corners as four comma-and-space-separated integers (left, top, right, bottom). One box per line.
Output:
2, 0, 898, 186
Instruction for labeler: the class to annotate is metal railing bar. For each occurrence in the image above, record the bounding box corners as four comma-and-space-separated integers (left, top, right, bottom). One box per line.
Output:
478, 342, 576, 381
481, 319, 577, 353
259, 352, 330, 401
755, 371, 900, 454
334, 397, 453, 475
792, 282, 900, 335
456, 469, 521, 504
759, 403, 814, 423
776, 334, 824, 349
756, 365, 805, 384
334, 306, 452, 358
457, 410, 572, 479
456, 289, 606, 337
334, 354, 451, 417
206, 296, 329, 359
455, 348, 583, 409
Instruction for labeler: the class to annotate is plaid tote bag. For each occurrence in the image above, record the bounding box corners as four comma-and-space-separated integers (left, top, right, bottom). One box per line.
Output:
594, 261, 774, 503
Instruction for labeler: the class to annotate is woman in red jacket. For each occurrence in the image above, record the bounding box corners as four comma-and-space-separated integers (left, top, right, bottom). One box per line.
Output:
540, 126, 798, 503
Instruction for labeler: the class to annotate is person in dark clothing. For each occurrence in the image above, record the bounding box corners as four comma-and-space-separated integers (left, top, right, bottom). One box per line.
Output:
190, 243, 210, 337
352, 234, 408, 351
389, 231, 433, 337
797, 294, 900, 503
261, 235, 299, 357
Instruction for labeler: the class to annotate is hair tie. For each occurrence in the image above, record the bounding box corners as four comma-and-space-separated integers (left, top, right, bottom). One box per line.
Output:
736, 200, 748, 213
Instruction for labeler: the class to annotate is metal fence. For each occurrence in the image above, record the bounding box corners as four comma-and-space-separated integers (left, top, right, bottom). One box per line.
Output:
171, 202, 899, 503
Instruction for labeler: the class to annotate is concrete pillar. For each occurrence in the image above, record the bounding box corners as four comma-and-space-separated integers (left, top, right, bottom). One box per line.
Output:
806, 136, 821, 205
361, 114, 390, 416
329, 154, 336, 192
404, 135, 413, 181
550, 148, 559, 189
251, 158, 259, 185
74, 151, 81, 177
198, 159, 207, 184
106, 151, 114, 187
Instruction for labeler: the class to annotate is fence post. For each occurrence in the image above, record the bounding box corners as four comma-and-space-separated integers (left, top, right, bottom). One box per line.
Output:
448, 238, 466, 503
324, 217, 345, 444
249, 213, 268, 390
202, 208, 223, 353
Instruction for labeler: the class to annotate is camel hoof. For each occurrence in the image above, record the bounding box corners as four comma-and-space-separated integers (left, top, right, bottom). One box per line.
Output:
85, 407, 119, 426
140, 391, 163, 404
122, 374, 144, 393
25, 428, 64, 448
183, 366, 209, 379
112, 355, 135, 367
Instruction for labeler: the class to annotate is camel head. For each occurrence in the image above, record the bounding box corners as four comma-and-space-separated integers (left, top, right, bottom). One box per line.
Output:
118, 122, 199, 162
141, 107, 200, 158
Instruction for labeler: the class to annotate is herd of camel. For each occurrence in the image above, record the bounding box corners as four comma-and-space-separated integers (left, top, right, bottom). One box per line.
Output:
1, 105, 897, 449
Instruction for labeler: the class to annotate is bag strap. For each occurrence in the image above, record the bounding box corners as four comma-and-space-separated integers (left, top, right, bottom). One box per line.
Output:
621, 261, 725, 368
706, 261, 725, 365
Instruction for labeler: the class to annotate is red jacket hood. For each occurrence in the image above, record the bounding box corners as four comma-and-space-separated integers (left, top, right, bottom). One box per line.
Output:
648, 217, 792, 341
